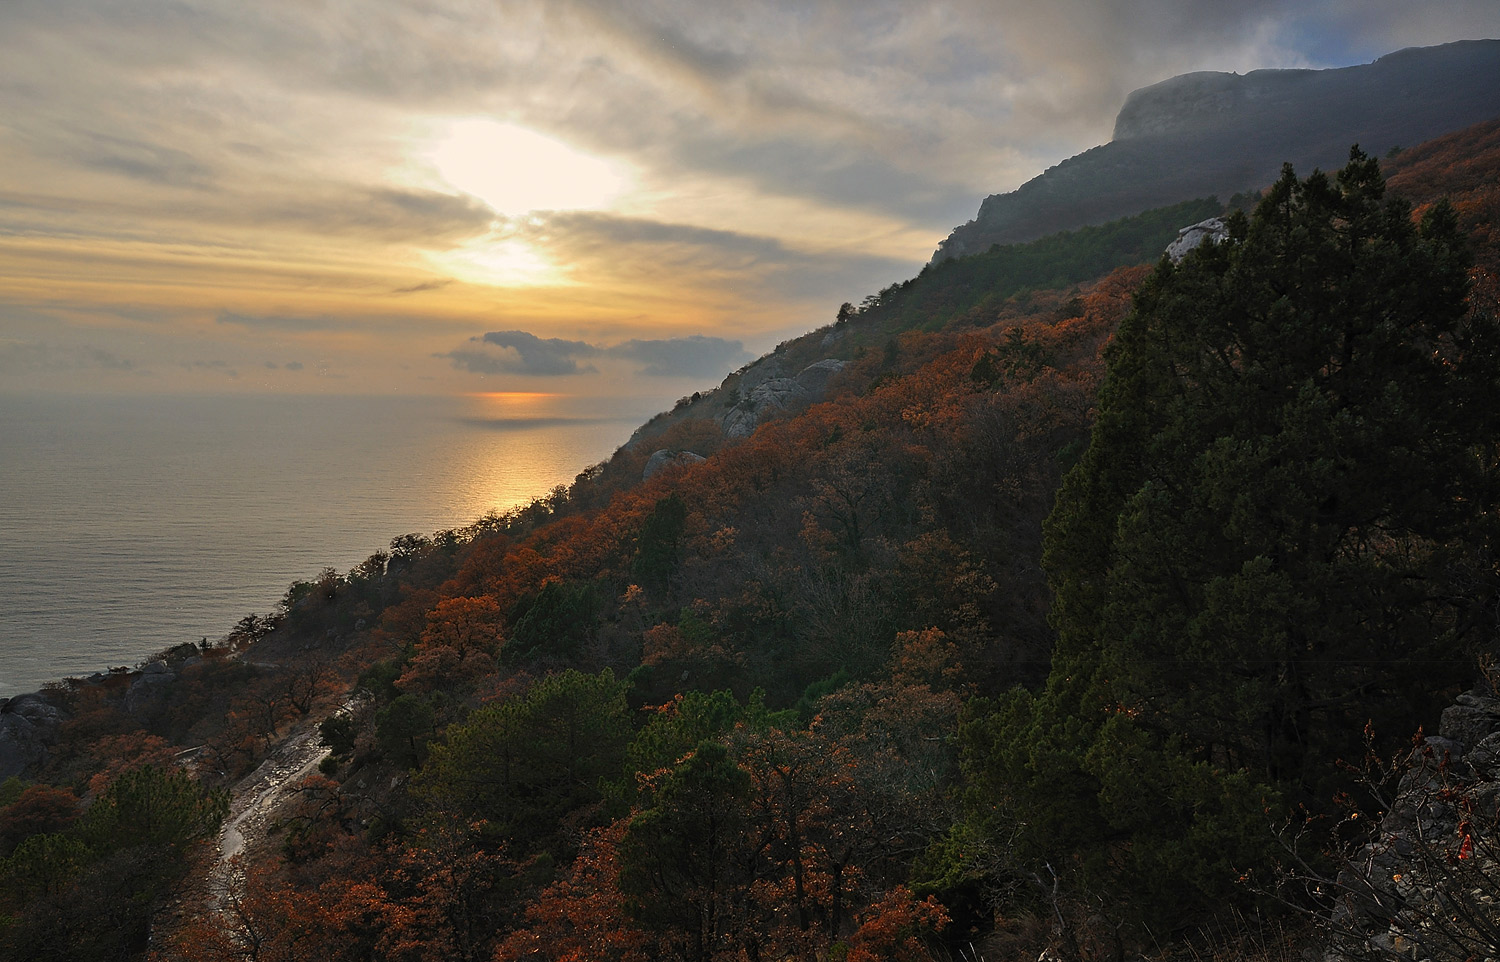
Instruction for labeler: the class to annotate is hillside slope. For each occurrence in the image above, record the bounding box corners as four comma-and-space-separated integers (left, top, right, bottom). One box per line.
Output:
2, 120, 1499, 962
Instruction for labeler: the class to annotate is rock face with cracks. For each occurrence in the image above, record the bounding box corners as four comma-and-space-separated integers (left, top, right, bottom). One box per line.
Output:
716, 359, 847, 440
1165, 217, 1229, 263
1323, 689, 1500, 962
0, 693, 65, 779
642, 449, 707, 481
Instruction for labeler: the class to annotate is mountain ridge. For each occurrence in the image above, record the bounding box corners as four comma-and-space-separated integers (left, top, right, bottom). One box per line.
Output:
932, 38, 1500, 263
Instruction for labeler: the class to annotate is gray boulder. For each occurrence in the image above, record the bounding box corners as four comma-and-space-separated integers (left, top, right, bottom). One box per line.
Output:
1327, 688, 1500, 961
719, 378, 809, 439
1439, 692, 1500, 753
794, 358, 846, 395
123, 665, 177, 715
0, 693, 66, 779
734, 355, 787, 393
718, 360, 846, 440
4, 693, 65, 729
1165, 217, 1228, 262
643, 449, 707, 481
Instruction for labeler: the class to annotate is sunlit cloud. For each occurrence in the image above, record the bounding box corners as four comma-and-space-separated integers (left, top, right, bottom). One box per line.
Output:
1, 0, 1495, 394
426, 119, 631, 216
432, 232, 560, 286
442, 330, 600, 377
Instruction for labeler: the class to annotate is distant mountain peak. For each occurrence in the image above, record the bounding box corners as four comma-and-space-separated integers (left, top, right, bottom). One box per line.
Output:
931, 39, 1500, 265
1111, 68, 1313, 141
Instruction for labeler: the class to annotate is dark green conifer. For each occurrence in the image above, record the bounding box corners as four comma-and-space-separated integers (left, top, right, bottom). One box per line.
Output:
961, 149, 1500, 923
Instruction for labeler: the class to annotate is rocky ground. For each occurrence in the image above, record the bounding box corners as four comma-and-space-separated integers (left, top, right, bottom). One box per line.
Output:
207, 695, 361, 909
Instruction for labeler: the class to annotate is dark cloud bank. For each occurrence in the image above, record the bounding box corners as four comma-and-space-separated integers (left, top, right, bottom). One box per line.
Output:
441, 330, 753, 379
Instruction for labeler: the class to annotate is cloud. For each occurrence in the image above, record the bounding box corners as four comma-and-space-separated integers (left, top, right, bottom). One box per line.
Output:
4, 0, 1498, 395
253, 188, 496, 242
514, 210, 917, 301
611, 335, 753, 377
181, 359, 237, 378
441, 330, 600, 376
217, 311, 355, 332
527, 212, 789, 270
391, 279, 454, 295
441, 329, 754, 379
0, 339, 134, 373
81, 132, 214, 188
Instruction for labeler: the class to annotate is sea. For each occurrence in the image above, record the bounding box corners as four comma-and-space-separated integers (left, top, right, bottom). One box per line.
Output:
0, 391, 666, 697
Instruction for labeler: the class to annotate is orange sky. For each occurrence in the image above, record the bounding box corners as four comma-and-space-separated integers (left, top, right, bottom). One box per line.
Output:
2, 1, 1496, 399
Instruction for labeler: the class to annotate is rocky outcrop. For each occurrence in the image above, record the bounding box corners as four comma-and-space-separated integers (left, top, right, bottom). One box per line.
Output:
717, 359, 846, 440
643, 449, 707, 481
720, 379, 809, 439
1165, 217, 1229, 262
932, 40, 1500, 264
793, 358, 846, 395
0, 692, 67, 779
1111, 68, 1313, 142
122, 659, 177, 715
1323, 690, 1500, 961
623, 351, 850, 453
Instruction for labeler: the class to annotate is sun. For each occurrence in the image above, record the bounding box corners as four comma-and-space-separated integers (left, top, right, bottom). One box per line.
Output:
433, 233, 559, 286
428, 119, 627, 216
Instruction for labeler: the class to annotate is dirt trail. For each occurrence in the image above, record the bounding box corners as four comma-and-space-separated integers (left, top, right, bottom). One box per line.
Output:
222, 730, 326, 857
210, 696, 361, 900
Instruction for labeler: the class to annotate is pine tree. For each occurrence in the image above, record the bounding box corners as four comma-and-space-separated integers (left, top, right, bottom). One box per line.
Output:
961, 149, 1500, 922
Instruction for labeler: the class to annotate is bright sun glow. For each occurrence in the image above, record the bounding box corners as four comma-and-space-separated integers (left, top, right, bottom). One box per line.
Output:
431, 233, 558, 286
429, 119, 627, 215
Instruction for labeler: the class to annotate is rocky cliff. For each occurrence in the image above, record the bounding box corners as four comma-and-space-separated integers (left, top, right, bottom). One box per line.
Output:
1304, 688, 1500, 961
932, 40, 1500, 263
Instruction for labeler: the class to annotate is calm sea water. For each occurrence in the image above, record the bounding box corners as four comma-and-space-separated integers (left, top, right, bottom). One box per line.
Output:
0, 392, 663, 696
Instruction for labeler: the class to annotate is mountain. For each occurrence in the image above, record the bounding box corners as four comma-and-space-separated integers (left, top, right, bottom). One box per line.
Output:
5, 109, 1500, 962
931, 39, 1500, 262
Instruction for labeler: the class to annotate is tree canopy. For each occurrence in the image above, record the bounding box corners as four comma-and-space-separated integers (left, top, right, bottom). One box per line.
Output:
963, 149, 1500, 922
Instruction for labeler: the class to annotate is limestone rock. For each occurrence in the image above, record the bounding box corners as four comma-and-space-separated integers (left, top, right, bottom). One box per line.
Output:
734, 355, 787, 394
1440, 694, 1500, 752
643, 449, 707, 481
719, 378, 810, 439
123, 665, 177, 715
1467, 730, 1500, 780
930, 40, 1500, 264
717, 360, 845, 440
1326, 687, 1500, 961
1165, 217, 1228, 262
0, 693, 66, 779
4, 693, 65, 729
0, 716, 45, 780
794, 358, 846, 395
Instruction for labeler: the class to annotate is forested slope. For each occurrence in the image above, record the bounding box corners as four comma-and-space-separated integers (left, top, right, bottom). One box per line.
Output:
3, 124, 1499, 962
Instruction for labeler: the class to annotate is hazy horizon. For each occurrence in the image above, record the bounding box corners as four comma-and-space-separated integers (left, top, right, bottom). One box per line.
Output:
0, 391, 664, 697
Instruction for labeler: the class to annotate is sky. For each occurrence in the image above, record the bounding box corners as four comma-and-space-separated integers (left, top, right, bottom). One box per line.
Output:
2, 1, 1498, 400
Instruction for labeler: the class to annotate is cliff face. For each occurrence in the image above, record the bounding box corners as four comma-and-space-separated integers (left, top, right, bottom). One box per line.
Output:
1316, 689, 1500, 961
932, 39, 1500, 263
1110, 68, 1315, 141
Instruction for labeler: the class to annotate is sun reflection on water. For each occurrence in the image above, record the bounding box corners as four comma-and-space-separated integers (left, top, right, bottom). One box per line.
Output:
447, 392, 651, 513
